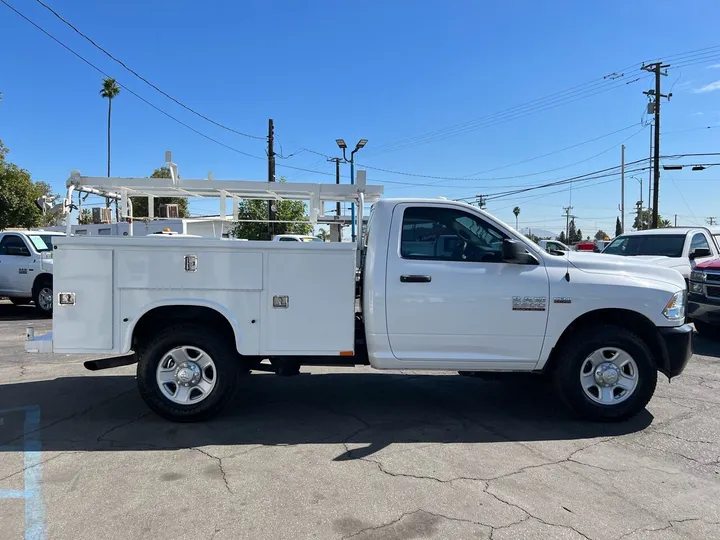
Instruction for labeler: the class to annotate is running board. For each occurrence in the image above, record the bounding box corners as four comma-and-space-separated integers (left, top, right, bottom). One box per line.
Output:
84, 354, 137, 371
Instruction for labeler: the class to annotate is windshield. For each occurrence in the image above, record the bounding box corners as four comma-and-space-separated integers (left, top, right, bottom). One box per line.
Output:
27, 234, 59, 252
602, 234, 686, 257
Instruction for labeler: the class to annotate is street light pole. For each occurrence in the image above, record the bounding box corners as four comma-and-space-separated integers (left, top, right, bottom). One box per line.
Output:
335, 138, 368, 242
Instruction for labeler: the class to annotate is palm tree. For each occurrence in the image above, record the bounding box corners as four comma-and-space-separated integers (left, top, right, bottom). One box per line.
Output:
100, 78, 120, 177
317, 228, 330, 242
513, 206, 520, 230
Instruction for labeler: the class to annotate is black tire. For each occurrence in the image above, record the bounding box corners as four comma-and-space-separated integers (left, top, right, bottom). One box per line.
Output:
32, 278, 53, 317
136, 324, 239, 422
554, 325, 657, 422
693, 320, 718, 340
8, 297, 31, 306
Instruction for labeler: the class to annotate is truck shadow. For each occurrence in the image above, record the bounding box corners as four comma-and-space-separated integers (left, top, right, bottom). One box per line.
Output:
691, 332, 720, 358
0, 302, 38, 321
0, 373, 652, 459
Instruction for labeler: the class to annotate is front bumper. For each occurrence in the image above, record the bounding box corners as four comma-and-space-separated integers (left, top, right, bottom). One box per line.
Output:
688, 292, 720, 326
657, 324, 692, 378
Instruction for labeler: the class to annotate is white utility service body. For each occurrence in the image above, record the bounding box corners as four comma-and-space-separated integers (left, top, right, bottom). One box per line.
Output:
27, 184, 693, 422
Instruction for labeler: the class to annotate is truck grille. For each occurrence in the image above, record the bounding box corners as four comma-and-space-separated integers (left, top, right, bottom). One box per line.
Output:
707, 286, 720, 298
705, 273, 720, 282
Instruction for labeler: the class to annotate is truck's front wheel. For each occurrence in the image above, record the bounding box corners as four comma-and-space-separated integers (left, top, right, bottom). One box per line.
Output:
32, 278, 53, 317
554, 325, 657, 422
136, 324, 239, 422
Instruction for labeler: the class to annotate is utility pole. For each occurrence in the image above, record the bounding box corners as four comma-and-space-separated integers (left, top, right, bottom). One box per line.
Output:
636, 201, 643, 230
675, 214, 677, 227
563, 206, 574, 241
707, 217, 717, 226
647, 124, 652, 229
267, 119, 276, 240
328, 157, 343, 241
476, 194, 487, 209
621, 144, 625, 233
642, 62, 671, 229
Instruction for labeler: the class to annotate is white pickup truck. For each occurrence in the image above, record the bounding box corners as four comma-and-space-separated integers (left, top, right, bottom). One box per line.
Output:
601, 227, 719, 282
26, 198, 692, 423
0, 230, 65, 315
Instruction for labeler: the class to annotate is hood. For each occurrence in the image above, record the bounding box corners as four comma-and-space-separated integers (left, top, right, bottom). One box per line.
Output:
695, 257, 720, 270
618, 254, 686, 268
564, 251, 685, 288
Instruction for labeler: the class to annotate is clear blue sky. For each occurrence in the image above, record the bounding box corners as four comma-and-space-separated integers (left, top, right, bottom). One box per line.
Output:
1, 0, 719, 236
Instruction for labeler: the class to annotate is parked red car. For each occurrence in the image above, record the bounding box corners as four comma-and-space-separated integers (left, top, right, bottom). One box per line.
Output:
688, 257, 720, 337
574, 241, 596, 252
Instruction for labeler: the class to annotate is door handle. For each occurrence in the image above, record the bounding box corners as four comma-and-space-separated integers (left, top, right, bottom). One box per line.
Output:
400, 275, 432, 283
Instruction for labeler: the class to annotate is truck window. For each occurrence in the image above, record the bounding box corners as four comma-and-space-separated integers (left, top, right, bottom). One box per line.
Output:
400, 206, 506, 263
690, 233, 710, 252
278, 237, 299, 241
603, 234, 685, 257
27, 235, 56, 252
0, 235, 31, 256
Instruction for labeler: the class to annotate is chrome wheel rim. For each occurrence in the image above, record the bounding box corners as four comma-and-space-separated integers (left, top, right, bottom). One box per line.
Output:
156, 346, 217, 405
38, 287, 53, 312
580, 347, 638, 405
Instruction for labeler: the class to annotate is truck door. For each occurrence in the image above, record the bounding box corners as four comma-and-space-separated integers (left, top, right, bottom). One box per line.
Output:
385, 204, 550, 369
0, 234, 33, 295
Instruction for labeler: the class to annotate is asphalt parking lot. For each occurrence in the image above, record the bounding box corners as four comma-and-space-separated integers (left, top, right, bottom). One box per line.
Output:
1, 300, 719, 540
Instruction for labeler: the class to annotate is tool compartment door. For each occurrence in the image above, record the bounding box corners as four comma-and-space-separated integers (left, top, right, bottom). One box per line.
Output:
53, 248, 114, 351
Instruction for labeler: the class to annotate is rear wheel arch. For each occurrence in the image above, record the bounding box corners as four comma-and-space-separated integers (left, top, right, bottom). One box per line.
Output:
543, 309, 668, 376
130, 304, 240, 354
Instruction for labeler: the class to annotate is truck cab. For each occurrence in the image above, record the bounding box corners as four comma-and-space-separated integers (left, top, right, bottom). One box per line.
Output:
0, 230, 64, 315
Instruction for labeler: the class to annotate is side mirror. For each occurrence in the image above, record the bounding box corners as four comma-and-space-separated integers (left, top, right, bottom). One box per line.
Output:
690, 247, 712, 260
502, 239, 528, 263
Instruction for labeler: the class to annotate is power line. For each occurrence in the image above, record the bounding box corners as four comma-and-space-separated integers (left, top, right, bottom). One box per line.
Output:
377, 124, 649, 189
33, 0, 265, 140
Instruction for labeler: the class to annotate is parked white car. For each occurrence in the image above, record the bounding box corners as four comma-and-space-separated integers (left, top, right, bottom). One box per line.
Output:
273, 234, 323, 242
0, 230, 65, 315
601, 227, 718, 282
27, 198, 692, 424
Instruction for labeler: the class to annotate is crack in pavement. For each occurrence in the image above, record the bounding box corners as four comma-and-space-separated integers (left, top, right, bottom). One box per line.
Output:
652, 430, 717, 445
622, 439, 719, 467
614, 518, 720, 540
339, 509, 492, 540
192, 447, 234, 494
0, 451, 80, 483
96, 412, 152, 445
0, 386, 137, 448
482, 483, 593, 540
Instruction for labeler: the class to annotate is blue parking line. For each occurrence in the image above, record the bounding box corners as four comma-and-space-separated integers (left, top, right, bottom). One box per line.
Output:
0, 406, 46, 540
0, 489, 29, 499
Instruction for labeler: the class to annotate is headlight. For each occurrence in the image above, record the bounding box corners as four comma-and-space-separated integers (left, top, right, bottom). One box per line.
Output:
663, 290, 686, 321
690, 270, 705, 282
690, 281, 704, 294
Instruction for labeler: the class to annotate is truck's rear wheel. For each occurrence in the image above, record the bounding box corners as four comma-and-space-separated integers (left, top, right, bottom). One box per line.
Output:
136, 324, 239, 422
554, 325, 657, 422
32, 279, 53, 317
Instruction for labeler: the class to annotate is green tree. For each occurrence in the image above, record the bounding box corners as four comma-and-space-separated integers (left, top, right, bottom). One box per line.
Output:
512, 206, 520, 229
557, 231, 567, 244
79, 208, 93, 225
568, 219, 578, 243
100, 77, 120, 177
317, 228, 330, 242
231, 179, 311, 240
130, 166, 189, 218
632, 208, 671, 230
0, 141, 57, 230
615, 217, 623, 237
